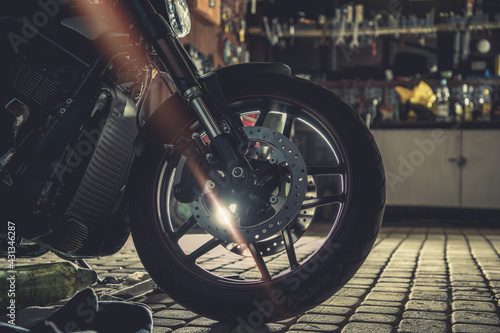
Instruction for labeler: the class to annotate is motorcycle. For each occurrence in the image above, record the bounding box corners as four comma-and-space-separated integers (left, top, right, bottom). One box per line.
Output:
0, 0, 385, 322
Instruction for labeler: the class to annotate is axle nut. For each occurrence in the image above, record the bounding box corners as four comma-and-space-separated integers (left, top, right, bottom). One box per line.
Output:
231, 167, 245, 179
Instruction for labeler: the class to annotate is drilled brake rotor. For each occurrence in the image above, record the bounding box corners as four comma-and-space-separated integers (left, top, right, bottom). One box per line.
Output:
188, 126, 308, 244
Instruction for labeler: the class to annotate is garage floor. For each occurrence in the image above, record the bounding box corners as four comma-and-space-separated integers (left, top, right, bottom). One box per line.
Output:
8, 221, 500, 333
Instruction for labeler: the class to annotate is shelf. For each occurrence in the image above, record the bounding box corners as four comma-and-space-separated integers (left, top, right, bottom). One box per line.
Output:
373, 121, 500, 130
315, 78, 500, 89
248, 22, 500, 39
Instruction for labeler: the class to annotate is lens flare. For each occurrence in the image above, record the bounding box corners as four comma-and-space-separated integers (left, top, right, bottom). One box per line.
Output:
70, 0, 148, 66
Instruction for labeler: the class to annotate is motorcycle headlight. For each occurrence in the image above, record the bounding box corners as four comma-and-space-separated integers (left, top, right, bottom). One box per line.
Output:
165, 0, 191, 38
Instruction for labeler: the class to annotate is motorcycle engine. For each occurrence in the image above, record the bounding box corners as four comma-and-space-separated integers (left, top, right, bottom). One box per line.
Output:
1, 9, 143, 257
1, 17, 90, 182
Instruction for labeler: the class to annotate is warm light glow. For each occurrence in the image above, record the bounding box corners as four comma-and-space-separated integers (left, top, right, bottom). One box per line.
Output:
206, 192, 246, 244
229, 204, 237, 213
70, 0, 147, 64
213, 198, 233, 227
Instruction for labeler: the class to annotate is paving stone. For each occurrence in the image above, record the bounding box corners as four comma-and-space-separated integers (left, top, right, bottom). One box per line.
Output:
410, 285, 449, 291
374, 282, 411, 289
452, 311, 500, 326
415, 268, 447, 275
402, 311, 449, 321
380, 271, 414, 278
365, 292, 407, 302
405, 300, 448, 312
450, 275, 485, 282
153, 318, 187, 329
486, 273, 500, 281
378, 278, 412, 284
341, 322, 396, 333
408, 290, 449, 302
356, 268, 382, 275
412, 279, 449, 287
288, 323, 340, 332
154, 309, 200, 320
451, 282, 489, 289
297, 314, 347, 326
452, 290, 492, 301
452, 287, 490, 293
452, 324, 500, 333
372, 286, 408, 293
361, 300, 403, 308
452, 300, 496, 312
355, 306, 402, 315
153, 326, 173, 333
349, 313, 398, 324
354, 273, 380, 279
263, 323, 289, 333
149, 303, 169, 312
326, 296, 362, 308
188, 317, 220, 327
336, 288, 369, 298
398, 318, 448, 333
307, 306, 353, 316
343, 278, 376, 286
172, 328, 211, 333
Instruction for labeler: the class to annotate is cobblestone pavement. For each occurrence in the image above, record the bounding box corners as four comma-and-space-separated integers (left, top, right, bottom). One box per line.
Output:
11, 222, 500, 333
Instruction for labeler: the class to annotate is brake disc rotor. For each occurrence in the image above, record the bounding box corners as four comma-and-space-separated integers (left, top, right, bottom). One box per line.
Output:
188, 126, 308, 244
224, 174, 317, 257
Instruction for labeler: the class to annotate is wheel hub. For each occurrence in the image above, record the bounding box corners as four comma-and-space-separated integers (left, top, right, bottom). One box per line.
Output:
188, 126, 308, 243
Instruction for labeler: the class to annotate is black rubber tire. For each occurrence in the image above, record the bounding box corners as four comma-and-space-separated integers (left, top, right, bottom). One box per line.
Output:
130, 73, 385, 324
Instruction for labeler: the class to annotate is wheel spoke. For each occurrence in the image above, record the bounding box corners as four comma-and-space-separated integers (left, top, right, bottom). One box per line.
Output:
302, 194, 344, 209
282, 114, 295, 138
282, 227, 299, 269
247, 243, 272, 282
173, 216, 198, 242
255, 105, 272, 127
307, 165, 343, 176
187, 237, 224, 261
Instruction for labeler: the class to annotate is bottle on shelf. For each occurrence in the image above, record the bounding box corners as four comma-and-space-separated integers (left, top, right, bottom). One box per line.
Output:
463, 84, 474, 122
0, 262, 97, 309
435, 79, 451, 122
477, 87, 492, 121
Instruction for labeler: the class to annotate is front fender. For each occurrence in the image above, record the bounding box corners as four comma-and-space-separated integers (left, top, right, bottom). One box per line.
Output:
214, 62, 291, 82
139, 63, 292, 145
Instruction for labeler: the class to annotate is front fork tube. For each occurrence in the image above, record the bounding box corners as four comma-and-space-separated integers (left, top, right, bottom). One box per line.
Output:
128, 0, 253, 185
186, 88, 254, 192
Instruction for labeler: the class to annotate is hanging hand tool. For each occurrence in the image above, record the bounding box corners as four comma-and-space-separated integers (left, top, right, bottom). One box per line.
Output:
251, 0, 256, 15
263, 16, 272, 44
451, 13, 462, 69
371, 14, 382, 56
462, 3, 473, 62
390, 14, 400, 38
222, 4, 231, 34
335, 6, 348, 45
350, 4, 363, 49
239, 19, 246, 43
271, 17, 280, 46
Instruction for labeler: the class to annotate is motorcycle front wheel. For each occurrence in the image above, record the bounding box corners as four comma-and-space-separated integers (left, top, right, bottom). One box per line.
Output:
130, 72, 385, 323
